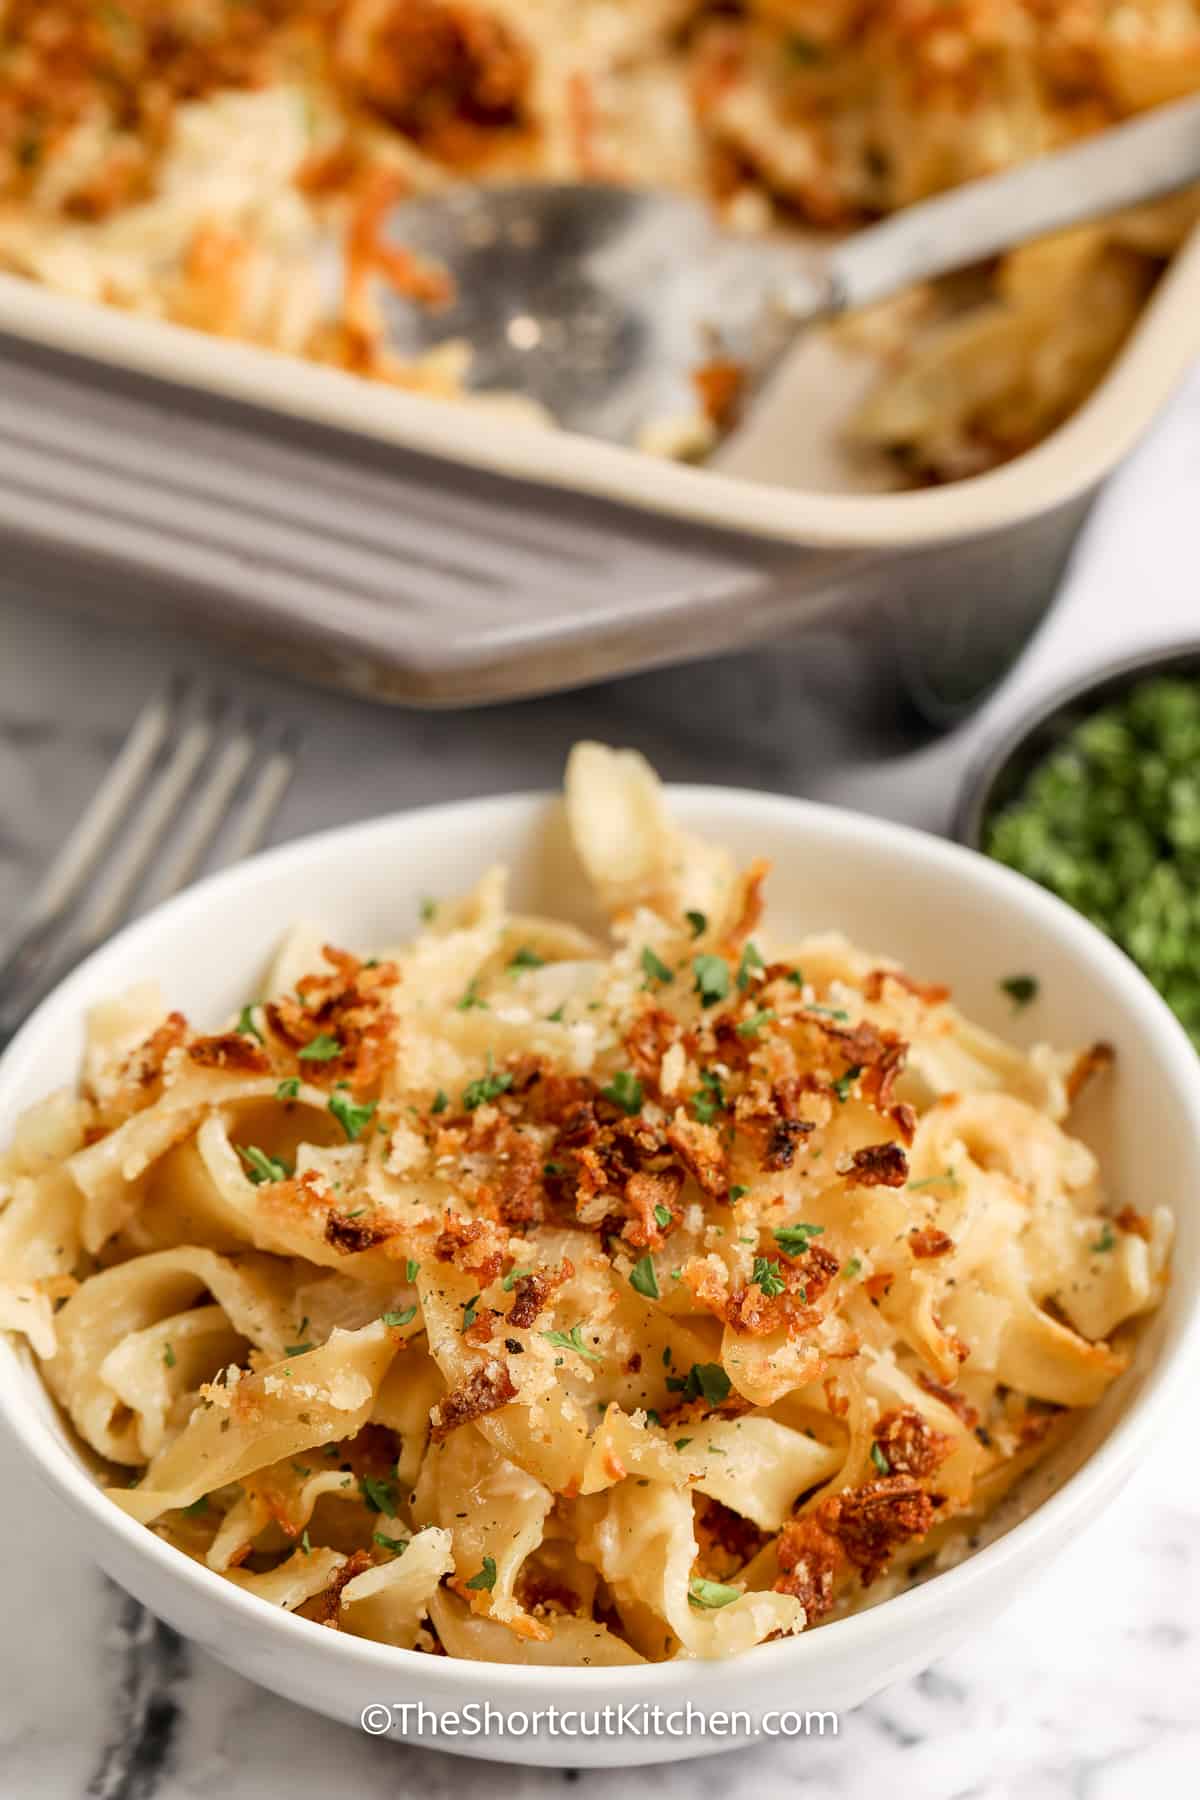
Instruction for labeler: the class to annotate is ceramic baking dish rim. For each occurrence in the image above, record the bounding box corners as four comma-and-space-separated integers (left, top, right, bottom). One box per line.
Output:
2, 220, 1197, 553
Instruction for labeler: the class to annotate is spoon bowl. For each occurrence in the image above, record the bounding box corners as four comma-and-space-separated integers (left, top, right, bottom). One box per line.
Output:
381, 182, 821, 442
380, 97, 1200, 446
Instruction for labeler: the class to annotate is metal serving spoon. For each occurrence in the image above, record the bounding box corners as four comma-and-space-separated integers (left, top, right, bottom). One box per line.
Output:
382, 93, 1200, 446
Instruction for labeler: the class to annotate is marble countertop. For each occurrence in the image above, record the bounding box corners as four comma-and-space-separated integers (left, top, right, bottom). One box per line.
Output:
4, 370, 1200, 1798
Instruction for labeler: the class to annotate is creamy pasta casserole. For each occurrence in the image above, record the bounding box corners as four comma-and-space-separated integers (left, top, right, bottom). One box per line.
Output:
2, 3, 1200, 480
0, 746, 1171, 1663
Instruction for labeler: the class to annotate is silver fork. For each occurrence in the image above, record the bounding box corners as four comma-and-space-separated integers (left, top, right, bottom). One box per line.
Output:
0, 679, 298, 1047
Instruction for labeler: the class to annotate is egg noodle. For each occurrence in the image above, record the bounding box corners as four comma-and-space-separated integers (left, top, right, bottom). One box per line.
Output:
0, 745, 1171, 1663
2, 3, 1199, 478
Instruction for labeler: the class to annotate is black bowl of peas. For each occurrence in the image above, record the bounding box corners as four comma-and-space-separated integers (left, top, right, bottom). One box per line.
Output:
957, 642, 1200, 1049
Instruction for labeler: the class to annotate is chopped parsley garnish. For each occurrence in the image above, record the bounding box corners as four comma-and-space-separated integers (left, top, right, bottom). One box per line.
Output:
508, 946, 545, 971
381, 1308, 417, 1328
983, 677, 1200, 1046
1091, 1223, 1117, 1254
238, 1144, 291, 1185
300, 1530, 312, 1556
686, 910, 707, 939
456, 979, 488, 1012
283, 1341, 314, 1356
601, 1069, 643, 1115
692, 1067, 726, 1124
466, 1556, 497, 1592
420, 897, 437, 922
327, 1088, 376, 1142
430, 1089, 449, 1115
629, 1255, 660, 1300
786, 32, 826, 65
653, 1203, 673, 1229
541, 1323, 603, 1365
162, 1342, 176, 1369
666, 1361, 731, 1405
693, 953, 731, 1008
405, 1258, 420, 1282
360, 1474, 399, 1516
773, 1222, 824, 1256
737, 942, 764, 991
462, 1060, 514, 1111
688, 1577, 740, 1609
547, 1004, 566, 1023
502, 1266, 533, 1292
842, 1257, 863, 1279
544, 1161, 564, 1177
641, 946, 675, 986
786, 969, 805, 988
674, 1437, 693, 1451
833, 1063, 863, 1102
999, 975, 1040, 1012
298, 1032, 342, 1062
737, 1007, 776, 1039
275, 1076, 301, 1101
870, 1441, 892, 1476
906, 1169, 959, 1192
751, 1257, 787, 1298
805, 1004, 850, 1021
235, 1003, 263, 1043
461, 1295, 481, 1334
374, 1531, 409, 1555
729, 1184, 749, 1202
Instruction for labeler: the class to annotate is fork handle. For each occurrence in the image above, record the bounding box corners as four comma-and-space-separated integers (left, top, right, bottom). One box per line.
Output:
795, 92, 1200, 319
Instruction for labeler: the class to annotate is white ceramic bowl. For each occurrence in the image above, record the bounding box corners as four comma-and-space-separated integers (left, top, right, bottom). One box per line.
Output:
2, 787, 1199, 1769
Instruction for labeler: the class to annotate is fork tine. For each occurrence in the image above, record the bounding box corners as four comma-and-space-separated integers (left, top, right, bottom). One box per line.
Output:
0, 686, 302, 1052
135, 711, 260, 912
215, 721, 298, 869
0, 681, 175, 972
72, 690, 218, 950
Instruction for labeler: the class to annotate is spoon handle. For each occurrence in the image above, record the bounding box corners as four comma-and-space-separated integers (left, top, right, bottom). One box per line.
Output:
797, 92, 1200, 319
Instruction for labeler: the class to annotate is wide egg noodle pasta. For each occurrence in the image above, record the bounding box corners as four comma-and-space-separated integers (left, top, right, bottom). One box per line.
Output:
416, 1260, 591, 1495
573, 1479, 804, 1660
337, 1527, 455, 1650
428, 1588, 646, 1668
226, 1545, 349, 1613
111, 1321, 400, 1522
413, 1426, 553, 1635
0, 738, 1172, 1662
45, 1246, 302, 1462
580, 1407, 842, 1531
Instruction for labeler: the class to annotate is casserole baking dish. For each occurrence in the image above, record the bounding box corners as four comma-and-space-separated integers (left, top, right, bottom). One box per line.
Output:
1, 214, 1198, 710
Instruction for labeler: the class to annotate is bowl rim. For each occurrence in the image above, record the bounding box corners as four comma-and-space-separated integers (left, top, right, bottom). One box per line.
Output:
955, 636, 1200, 849
3, 783, 1200, 1694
